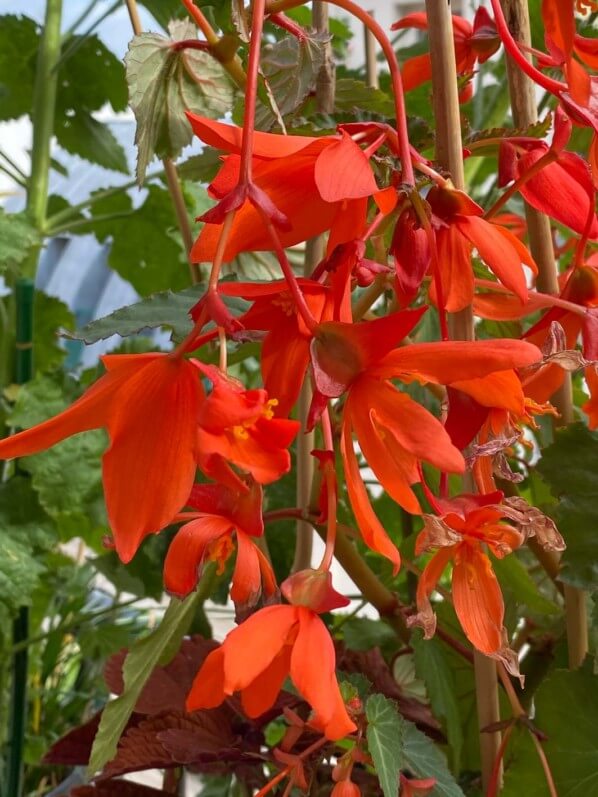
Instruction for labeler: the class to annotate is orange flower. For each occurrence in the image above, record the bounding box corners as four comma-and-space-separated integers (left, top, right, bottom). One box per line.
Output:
0, 353, 202, 563
164, 480, 276, 610
186, 115, 379, 263
427, 185, 537, 312
392, 9, 499, 96
311, 309, 542, 571
219, 278, 334, 416
187, 574, 355, 741
410, 494, 524, 675
195, 364, 300, 491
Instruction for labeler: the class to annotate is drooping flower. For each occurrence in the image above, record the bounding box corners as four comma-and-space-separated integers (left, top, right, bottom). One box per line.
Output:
310, 309, 542, 570
187, 114, 380, 264
426, 185, 537, 312
0, 353, 203, 563
409, 493, 524, 676
164, 480, 275, 610
218, 278, 334, 416
392, 8, 500, 97
187, 572, 355, 741
195, 363, 300, 491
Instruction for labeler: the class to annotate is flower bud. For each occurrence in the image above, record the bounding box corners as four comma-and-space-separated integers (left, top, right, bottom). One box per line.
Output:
281, 569, 350, 613
331, 780, 361, 797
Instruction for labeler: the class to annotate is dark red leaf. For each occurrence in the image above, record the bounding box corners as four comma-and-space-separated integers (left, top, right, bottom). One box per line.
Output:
70, 783, 170, 797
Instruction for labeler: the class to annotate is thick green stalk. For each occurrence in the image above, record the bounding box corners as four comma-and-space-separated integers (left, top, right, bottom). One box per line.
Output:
26, 0, 63, 240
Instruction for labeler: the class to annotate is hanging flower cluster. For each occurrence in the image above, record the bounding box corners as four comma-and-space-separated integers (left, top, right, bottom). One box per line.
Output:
3, 0, 597, 793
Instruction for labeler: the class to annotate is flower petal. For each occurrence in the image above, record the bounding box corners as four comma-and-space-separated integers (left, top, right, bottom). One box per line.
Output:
341, 415, 403, 571
452, 543, 504, 654
241, 642, 293, 718
222, 605, 298, 692
103, 357, 202, 562
410, 547, 455, 639
290, 608, 355, 740
186, 646, 227, 711
314, 131, 378, 202
164, 516, 232, 597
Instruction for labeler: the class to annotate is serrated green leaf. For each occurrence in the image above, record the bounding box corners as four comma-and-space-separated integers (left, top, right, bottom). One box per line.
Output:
55, 112, 128, 173
537, 423, 598, 590
0, 209, 40, 273
88, 589, 204, 774
502, 664, 598, 796
125, 20, 235, 183
402, 721, 465, 797
0, 15, 38, 121
412, 635, 463, 773
255, 32, 329, 130
366, 694, 403, 797
177, 149, 222, 183
68, 284, 204, 344
58, 34, 128, 115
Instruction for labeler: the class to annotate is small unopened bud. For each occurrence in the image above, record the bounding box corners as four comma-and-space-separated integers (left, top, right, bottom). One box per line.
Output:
281, 569, 350, 613
331, 780, 361, 797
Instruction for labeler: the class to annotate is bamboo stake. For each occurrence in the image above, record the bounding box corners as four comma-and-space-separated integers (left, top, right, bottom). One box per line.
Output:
424, 1, 501, 790
125, 0, 200, 284
292, 1, 334, 572
499, 0, 587, 670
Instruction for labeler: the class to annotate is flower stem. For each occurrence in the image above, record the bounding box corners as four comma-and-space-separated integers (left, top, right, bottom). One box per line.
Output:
239, 0, 267, 183
265, 0, 414, 185
484, 150, 557, 220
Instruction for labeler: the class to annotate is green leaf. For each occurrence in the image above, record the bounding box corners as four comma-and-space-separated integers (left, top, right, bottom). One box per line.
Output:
402, 721, 465, 797
138, 0, 186, 29
177, 149, 223, 183
88, 184, 189, 296
58, 34, 128, 114
492, 552, 560, 616
0, 15, 38, 121
334, 78, 395, 118
55, 112, 128, 173
69, 284, 205, 344
92, 532, 171, 601
537, 423, 598, 589
0, 477, 55, 616
88, 589, 204, 774
33, 290, 75, 370
125, 20, 235, 183
0, 209, 40, 273
340, 617, 396, 652
366, 694, 404, 797
502, 664, 598, 796
255, 32, 329, 130
412, 635, 463, 772
53, 34, 128, 170
8, 372, 106, 542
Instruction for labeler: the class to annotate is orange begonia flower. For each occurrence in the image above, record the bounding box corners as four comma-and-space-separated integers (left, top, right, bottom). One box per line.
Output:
0, 353, 202, 563
187, 596, 355, 740
427, 185, 537, 312
310, 309, 542, 571
186, 115, 379, 263
164, 480, 276, 609
392, 9, 499, 95
219, 278, 334, 416
410, 494, 524, 676
195, 364, 300, 491
400, 774, 437, 797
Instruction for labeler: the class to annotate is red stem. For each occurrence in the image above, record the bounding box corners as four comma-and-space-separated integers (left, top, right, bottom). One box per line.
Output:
489, 0, 567, 96
259, 211, 318, 333
266, 0, 415, 185
171, 39, 211, 51
239, 0, 267, 183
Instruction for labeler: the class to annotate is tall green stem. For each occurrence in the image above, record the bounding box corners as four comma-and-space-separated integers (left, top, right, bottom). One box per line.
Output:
26, 0, 63, 242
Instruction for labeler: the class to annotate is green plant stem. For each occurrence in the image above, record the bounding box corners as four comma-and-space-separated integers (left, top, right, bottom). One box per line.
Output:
44, 170, 165, 229
0, 162, 27, 188
26, 0, 63, 242
45, 210, 136, 237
